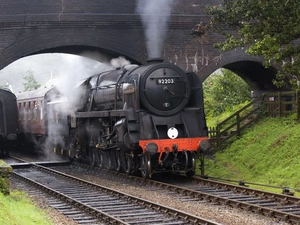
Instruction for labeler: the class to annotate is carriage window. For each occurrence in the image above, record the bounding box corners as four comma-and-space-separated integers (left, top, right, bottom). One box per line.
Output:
33, 101, 40, 120
18, 103, 22, 120
23, 102, 27, 120
40, 100, 43, 120
27, 102, 31, 120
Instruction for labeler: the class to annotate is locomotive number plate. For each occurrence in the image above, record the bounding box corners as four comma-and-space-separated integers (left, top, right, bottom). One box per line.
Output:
156, 78, 175, 85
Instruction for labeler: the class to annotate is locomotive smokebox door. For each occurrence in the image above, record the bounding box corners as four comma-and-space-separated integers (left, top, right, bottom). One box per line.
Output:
139, 63, 191, 116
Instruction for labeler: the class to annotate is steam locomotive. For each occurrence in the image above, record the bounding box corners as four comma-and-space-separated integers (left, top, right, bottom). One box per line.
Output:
17, 59, 210, 178
0, 88, 18, 156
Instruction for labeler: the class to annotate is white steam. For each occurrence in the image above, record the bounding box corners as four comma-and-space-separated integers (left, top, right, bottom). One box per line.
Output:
136, 0, 176, 58
50, 55, 130, 114
43, 54, 131, 155
111, 56, 131, 68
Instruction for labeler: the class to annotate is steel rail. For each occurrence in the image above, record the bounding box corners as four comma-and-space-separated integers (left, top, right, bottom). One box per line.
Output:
12, 163, 219, 225
192, 176, 300, 205
80, 164, 300, 224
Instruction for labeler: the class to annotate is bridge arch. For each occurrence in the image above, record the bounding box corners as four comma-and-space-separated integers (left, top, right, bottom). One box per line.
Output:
199, 49, 282, 92
1, 28, 146, 69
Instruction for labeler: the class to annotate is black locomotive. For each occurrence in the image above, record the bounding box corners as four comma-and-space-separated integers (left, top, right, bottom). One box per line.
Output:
70, 59, 210, 178
17, 59, 210, 178
0, 88, 18, 156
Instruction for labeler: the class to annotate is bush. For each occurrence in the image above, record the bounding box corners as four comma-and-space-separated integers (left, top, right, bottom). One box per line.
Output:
203, 69, 251, 118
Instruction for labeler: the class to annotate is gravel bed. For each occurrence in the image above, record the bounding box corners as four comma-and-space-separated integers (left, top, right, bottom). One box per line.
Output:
62, 168, 290, 225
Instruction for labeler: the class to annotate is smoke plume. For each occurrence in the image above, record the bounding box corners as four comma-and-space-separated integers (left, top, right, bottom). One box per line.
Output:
136, 0, 176, 58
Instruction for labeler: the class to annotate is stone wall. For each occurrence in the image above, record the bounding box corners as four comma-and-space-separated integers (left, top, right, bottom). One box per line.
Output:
0, 160, 12, 195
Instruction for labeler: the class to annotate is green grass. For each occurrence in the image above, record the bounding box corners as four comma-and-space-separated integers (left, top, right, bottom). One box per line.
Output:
0, 190, 54, 225
203, 116, 300, 195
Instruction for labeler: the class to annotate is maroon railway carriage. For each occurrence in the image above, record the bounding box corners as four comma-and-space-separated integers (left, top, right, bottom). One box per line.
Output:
16, 87, 68, 151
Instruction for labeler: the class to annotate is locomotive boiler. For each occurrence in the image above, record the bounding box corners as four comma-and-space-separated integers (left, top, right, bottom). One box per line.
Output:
72, 59, 210, 178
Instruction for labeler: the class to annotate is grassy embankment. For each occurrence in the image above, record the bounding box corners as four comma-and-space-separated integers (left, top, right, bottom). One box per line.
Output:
0, 160, 54, 224
0, 191, 54, 225
203, 115, 300, 195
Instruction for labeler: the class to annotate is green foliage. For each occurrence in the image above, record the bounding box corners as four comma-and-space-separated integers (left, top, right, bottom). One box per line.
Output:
0, 191, 54, 225
206, 101, 250, 128
23, 70, 41, 91
206, 1, 300, 88
204, 117, 300, 195
203, 69, 251, 119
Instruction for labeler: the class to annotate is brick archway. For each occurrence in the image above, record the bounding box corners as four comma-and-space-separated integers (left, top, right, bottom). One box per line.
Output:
0, 0, 287, 91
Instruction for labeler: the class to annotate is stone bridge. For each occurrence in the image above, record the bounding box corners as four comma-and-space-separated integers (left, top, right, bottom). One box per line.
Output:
0, 0, 283, 93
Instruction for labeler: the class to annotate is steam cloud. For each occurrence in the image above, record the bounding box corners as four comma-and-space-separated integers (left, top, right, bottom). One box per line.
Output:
136, 0, 176, 58
50, 55, 130, 113
43, 54, 131, 156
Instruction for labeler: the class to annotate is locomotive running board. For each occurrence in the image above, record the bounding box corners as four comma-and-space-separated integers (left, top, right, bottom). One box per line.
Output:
75, 111, 109, 118
75, 109, 135, 119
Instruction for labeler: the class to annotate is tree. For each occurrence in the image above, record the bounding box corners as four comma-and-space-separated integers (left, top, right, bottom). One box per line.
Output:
205, 0, 300, 88
203, 69, 251, 116
23, 70, 41, 91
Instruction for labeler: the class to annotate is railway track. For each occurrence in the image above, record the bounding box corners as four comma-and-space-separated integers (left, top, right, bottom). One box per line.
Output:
11, 162, 219, 225
6, 155, 298, 224
60, 163, 300, 224
159, 175, 300, 224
